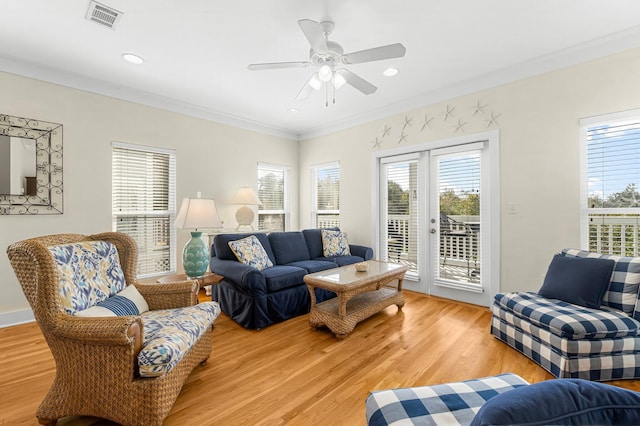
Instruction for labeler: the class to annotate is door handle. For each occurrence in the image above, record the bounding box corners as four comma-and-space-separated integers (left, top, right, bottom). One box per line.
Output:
430, 228, 437, 234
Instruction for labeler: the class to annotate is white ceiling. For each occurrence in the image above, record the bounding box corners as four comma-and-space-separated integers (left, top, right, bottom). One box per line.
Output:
2, 1, 640, 140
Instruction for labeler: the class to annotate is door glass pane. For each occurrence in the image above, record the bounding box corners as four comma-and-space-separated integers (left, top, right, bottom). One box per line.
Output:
437, 152, 481, 284
383, 160, 418, 276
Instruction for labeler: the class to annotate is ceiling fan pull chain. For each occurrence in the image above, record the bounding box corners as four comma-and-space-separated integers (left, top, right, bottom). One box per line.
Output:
332, 78, 336, 104
325, 83, 329, 107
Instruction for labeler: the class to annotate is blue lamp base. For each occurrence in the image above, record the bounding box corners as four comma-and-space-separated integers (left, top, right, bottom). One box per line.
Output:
182, 231, 208, 278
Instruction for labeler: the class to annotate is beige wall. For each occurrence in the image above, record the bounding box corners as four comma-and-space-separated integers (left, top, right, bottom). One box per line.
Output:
299, 47, 640, 294
3, 47, 640, 322
0, 71, 298, 322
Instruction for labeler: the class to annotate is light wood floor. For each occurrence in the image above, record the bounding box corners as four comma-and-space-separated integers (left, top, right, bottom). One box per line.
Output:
2, 291, 639, 426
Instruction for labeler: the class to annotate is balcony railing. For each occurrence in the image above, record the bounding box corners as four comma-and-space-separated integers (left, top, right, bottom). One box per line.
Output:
386, 214, 480, 282
588, 214, 640, 256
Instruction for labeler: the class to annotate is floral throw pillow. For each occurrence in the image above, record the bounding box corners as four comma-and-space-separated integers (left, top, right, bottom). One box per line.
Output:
321, 229, 351, 257
228, 235, 274, 270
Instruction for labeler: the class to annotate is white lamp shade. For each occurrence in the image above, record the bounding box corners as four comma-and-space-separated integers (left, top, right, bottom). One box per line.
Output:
231, 187, 262, 206
174, 198, 223, 230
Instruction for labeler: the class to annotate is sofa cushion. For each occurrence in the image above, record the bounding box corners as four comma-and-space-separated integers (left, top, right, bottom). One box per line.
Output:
138, 301, 220, 377
228, 235, 274, 270
494, 292, 640, 339
268, 231, 311, 264
471, 378, 640, 426
285, 259, 337, 274
334, 255, 365, 266
539, 255, 615, 309
75, 285, 149, 317
214, 233, 276, 264
303, 227, 339, 259
262, 265, 308, 293
49, 241, 127, 315
562, 248, 640, 314
321, 229, 351, 257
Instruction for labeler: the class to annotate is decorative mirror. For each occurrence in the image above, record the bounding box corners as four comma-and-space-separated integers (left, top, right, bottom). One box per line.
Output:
0, 114, 63, 214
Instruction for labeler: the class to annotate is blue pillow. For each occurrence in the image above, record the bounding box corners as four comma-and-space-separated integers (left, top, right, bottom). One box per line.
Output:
471, 379, 640, 426
538, 255, 614, 308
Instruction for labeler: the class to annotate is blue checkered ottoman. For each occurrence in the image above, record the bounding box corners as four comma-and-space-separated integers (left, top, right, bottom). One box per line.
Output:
365, 373, 529, 426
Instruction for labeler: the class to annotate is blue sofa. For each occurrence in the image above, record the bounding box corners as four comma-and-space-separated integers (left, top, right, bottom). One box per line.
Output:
209, 228, 373, 329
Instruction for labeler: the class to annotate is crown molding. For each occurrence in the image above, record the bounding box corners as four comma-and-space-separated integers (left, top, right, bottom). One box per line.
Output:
299, 24, 640, 140
0, 55, 299, 141
2, 24, 640, 143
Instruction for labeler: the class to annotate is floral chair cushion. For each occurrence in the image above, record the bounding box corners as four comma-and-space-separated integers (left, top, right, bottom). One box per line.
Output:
138, 301, 221, 377
228, 235, 274, 270
49, 241, 127, 315
321, 229, 351, 257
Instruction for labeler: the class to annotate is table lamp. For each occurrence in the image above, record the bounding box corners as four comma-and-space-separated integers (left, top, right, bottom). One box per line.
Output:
174, 196, 223, 278
231, 186, 262, 230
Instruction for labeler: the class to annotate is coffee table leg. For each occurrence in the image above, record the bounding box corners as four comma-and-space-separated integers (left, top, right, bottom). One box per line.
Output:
397, 278, 405, 310
307, 284, 323, 330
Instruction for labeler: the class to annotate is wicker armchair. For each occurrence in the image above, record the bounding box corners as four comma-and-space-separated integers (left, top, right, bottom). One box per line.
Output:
7, 232, 220, 426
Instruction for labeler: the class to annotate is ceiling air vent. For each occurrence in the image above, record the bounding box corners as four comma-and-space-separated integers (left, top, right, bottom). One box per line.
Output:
85, 1, 123, 29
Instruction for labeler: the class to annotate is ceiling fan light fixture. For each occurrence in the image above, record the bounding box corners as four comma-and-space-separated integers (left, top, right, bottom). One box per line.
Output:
318, 64, 332, 82
383, 67, 399, 77
308, 73, 322, 90
333, 72, 346, 89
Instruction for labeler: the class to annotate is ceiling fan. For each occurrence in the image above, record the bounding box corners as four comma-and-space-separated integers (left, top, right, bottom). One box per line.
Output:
248, 19, 406, 105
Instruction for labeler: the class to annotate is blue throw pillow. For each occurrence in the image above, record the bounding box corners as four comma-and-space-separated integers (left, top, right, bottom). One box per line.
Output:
538, 254, 614, 308
471, 379, 640, 426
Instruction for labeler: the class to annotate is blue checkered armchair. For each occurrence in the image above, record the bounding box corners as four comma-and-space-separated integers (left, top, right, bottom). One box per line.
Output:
492, 248, 640, 381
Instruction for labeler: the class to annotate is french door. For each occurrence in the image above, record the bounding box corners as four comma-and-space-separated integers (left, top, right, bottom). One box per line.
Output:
376, 132, 498, 306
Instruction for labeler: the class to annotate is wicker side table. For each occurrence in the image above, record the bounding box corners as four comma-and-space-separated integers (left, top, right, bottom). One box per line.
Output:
157, 272, 223, 297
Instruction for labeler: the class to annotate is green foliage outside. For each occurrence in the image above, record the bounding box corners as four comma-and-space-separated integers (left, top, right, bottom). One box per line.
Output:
588, 183, 640, 208
387, 182, 479, 216
439, 189, 480, 216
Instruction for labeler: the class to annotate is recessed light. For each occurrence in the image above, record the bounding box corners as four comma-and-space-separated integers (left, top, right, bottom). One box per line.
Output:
288, 108, 299, 113
122, 53, 144, 64
383, 67, 399, 77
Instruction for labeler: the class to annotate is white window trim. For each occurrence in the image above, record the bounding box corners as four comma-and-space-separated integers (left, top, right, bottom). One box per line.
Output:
112, 141, 176, 278
579, 108, 640, 249
257, 162, 290, 231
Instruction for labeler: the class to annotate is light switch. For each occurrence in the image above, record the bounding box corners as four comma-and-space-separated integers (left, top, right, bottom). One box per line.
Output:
507, 202, 517, 215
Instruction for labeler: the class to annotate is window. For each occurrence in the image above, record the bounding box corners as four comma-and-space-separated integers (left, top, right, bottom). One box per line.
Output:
112, 142, 176, 277
311, 162, 340, 228
582, 110, 640, 255
381, 155, 419, 276
258, 163, 289, 232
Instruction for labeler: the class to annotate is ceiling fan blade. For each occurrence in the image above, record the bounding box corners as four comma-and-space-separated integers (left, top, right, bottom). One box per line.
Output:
336, 69, 377, 95
248, 61, 311, 71
341, 43, 406, 65
295, 73, 321, 100
298, 19, 328, 53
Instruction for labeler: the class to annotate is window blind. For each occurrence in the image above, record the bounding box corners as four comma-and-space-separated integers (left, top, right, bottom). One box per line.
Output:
313, 163, 340, 228
587, 120, 640, 208
585, 115, 640, 255
112, 143, 176, 277
258, 163, 288, 232
436, 151, 481, 283
383, 159, 418, 275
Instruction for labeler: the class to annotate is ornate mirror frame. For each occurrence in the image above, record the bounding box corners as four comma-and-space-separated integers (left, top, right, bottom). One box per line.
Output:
0, 114, 63, 215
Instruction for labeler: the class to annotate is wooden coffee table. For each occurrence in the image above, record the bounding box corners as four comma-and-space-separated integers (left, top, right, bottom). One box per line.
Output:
304, 260, 408, 339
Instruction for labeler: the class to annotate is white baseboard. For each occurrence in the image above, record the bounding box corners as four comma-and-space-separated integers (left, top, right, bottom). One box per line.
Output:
0, 308, 35, 328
